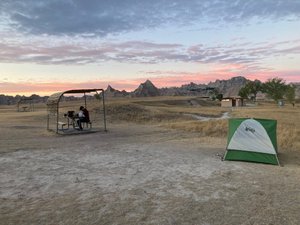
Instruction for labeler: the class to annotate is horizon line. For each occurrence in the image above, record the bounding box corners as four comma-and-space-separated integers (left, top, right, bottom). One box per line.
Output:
1, 75, 299, 97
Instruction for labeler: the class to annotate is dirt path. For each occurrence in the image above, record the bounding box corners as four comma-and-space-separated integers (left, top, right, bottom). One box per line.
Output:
0, 115, 300, 224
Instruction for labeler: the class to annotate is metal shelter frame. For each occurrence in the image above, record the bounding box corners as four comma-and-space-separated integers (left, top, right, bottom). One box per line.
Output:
46, 88, 107, 133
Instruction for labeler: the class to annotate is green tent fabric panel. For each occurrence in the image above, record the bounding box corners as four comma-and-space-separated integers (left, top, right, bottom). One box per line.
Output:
254, 118, 278, 152
227, 118, 244, 145
225, 150, 279, 165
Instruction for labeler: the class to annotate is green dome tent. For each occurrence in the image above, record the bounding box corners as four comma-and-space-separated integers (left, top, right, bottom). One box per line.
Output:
224, 118, 279, 165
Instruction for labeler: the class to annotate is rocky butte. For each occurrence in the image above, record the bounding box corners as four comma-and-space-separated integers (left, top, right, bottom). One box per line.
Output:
1, 76, 299, 104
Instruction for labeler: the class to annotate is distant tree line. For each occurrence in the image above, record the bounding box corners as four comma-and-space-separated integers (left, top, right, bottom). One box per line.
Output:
238, 77, 296, 105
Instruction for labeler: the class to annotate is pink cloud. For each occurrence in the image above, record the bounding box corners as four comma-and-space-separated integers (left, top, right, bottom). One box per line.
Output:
245, 71, 300, 83
1, 68, 299, 96
0, 79, 140, 96
141, 67, 300, 88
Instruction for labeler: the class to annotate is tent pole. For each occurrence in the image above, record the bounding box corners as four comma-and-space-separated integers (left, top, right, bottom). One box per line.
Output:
223, 150, 228, 161
275, 154, 281, 166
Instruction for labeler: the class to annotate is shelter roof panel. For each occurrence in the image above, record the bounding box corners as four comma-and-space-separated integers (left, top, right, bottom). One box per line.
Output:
47, 89, 104, 105
64, 89, 104, 94
47, 92, 64, 105
17, 97, 34, 104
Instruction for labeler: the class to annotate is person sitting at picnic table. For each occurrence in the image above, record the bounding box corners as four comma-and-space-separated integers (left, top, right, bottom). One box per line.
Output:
77, 106, 90, 130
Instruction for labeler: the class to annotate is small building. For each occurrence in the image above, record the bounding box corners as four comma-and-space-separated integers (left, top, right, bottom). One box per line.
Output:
221, 97, 244, 107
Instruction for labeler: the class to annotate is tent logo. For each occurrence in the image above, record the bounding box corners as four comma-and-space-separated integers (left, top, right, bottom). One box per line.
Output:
245, 126, 255, 133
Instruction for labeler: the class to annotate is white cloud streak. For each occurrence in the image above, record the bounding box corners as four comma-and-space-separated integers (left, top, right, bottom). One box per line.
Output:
0, 38, 300, 68
1, 0, 300, 36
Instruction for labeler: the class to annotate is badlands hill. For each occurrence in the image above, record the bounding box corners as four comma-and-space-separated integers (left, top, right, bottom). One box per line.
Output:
1, 76, 299, 104
104, 76, 249, 98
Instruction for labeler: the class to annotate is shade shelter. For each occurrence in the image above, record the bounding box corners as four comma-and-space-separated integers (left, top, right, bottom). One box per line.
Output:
17, 97, 34, 112
46, 89, 107, 134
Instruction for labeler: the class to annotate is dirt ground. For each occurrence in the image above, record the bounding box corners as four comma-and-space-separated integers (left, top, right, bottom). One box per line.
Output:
0, 108, 300, 225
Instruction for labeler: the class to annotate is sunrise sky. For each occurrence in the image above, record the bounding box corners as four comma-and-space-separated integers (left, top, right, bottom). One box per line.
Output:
0, 0, 300, 96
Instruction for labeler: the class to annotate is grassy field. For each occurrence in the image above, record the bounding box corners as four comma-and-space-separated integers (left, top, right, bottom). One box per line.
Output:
104, 96, 300, 151
1, 96, 299, 152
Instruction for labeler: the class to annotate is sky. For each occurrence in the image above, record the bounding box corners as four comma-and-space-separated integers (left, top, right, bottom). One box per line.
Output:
0, 0, 300, 96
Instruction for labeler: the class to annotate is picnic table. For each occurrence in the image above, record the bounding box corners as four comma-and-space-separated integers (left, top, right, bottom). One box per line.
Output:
58, 111, 92, 131
22, 106, 28, 112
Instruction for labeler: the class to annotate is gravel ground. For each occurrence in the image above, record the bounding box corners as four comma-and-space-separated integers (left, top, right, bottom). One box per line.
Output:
0, 111, 300, 225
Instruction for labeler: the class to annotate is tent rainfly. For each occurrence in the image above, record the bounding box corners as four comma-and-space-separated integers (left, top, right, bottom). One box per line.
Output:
224, 118, 279, 165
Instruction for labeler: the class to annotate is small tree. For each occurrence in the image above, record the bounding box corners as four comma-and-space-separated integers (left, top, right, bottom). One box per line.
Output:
216, 93, 223, 101
94, 93, 102, 100
238, 86, 249, 99
285, 84, 296, 105
238, 80, 262, 101
208, 88, 221, 100
262, 77, 287, 103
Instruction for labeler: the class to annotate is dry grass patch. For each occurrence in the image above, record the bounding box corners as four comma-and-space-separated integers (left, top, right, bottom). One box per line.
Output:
165, 119, 227, 137
2, 97, 298, 152
105, 97, 229, 139
231, 104, 300, 151
105, 98, 300, 151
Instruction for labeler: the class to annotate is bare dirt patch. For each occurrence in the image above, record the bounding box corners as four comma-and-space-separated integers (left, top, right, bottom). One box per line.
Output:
0, 105, 300, 225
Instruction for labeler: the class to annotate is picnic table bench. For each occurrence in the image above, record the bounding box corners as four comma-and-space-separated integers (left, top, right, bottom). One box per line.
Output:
58, 121, 67, 131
